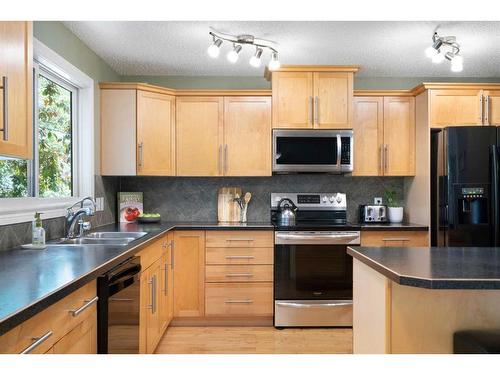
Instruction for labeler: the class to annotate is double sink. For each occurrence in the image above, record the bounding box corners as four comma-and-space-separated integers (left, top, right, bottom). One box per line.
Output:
53, 231, 148, 247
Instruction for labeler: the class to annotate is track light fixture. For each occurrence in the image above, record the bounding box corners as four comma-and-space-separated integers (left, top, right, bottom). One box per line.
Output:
425, 32, 463, 72
207, 27, 280, 70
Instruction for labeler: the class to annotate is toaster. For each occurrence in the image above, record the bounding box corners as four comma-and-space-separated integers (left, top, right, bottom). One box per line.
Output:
359, 205, 388, 223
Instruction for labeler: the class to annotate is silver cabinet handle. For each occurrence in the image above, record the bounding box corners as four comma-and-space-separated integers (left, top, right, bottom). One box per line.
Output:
224, 144, 228, 175
225, 255, 254, 259
19, 331, 53, 354
485, 95, 490, 125
380, 145, 384, 174
170, 240, 174, 269
109, 298, 134, 302
226, 238, 254, 242
148, 275, 157, 313
382, 237, 410, 242
163, 263, 168, 295
309, 96, 313, 125
480, 95, 484, 124
384, 144, 389, 174
69, 296, 98, 317
1, 76, 8, 141
138, 142, 144, 169
226, 273, 254, 278
225, 299, 253, 304
218, 145, 222, 175
314, 96, 319, 126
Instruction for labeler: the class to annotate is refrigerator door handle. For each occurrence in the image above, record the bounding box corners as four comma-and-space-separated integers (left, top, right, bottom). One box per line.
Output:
491, 145, 499, 246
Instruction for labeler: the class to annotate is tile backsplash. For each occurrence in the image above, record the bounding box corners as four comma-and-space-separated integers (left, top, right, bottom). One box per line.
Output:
120, 175, 404, 223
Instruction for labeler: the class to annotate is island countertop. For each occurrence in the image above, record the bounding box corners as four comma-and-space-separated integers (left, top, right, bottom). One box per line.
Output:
347, 246, 500, 289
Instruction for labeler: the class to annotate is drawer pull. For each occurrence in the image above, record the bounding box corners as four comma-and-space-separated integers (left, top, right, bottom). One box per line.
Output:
226, 273, 254, 278
225, 255, 255, 259
225, 299, 253, 304
226, 238, 254, 242
70, 296, 98, 317
382, 238, 410, 242
109, 298, 133, 302
20, 331, 53, 354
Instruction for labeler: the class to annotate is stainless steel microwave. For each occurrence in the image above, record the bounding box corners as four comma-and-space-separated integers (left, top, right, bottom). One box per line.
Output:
272, 129, 353, 173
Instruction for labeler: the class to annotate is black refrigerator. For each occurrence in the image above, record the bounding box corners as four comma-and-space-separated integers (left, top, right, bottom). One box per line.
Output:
431, 126, 500, 247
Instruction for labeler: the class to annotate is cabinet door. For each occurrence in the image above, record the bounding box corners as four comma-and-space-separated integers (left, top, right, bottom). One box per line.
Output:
173, 231, 205, 317
352, 97, 384, 176
137, 90, 175, 176
0, 22, 33, 159
430, 89, 483, 127
176, 97, 223, 176
52, 314, 97, 354
361, 231, 429, 247
272, 72, 313, 128
313, 72, 353, 129
383, 97, 415, 176
146, 259, 162, 354
224, 96, 271, 176
484, 90, 500, 126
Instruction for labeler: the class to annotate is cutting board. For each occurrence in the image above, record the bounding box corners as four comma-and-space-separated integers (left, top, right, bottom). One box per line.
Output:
218, 187, 242, 223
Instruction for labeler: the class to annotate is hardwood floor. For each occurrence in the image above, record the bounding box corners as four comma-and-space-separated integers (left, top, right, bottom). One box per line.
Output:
155, 327, 353, 354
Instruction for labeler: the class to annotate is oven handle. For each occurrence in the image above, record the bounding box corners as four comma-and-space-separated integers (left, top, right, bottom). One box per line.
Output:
276, 301, 352, 308
275, 232, 360, 243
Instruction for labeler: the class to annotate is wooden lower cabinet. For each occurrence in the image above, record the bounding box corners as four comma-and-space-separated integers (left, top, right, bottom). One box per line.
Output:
0, 280, 97, 354
173, 231, 206, 318
205, 283, 273, 317
160, 232, 174, 333
361, 230, 429, 247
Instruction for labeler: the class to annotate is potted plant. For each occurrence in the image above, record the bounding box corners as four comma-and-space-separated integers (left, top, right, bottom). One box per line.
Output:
385, 188, 404, 223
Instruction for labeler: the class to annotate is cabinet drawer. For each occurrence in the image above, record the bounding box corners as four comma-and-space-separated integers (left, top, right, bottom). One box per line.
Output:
205, 283, 273, 316
361, 230, 429, 247
206, 231, 273, 248
0, 280, 97, 354
138, 234, 169, 271
205, 265, 273, 282
206, 247, 273, 265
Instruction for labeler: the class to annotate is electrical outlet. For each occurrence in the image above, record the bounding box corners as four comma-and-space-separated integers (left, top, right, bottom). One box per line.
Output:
374, 197, 383, 205
96, 197, 104, 212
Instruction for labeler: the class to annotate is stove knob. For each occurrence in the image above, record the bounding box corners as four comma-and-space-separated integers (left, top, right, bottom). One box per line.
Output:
329, 196, 335, 203
336, 195, 342, 203
322, 196, 328, 203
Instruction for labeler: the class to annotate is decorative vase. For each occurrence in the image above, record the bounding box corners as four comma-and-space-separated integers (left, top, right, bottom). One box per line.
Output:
388, 207, 404, 223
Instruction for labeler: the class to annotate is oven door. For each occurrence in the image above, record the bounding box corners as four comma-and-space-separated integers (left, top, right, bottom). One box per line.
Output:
274, 231, 359, 327
273, 129, 353, 173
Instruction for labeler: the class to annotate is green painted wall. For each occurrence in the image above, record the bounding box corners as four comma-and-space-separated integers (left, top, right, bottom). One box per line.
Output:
121, 75, 271, 89
33, 21, 121, 174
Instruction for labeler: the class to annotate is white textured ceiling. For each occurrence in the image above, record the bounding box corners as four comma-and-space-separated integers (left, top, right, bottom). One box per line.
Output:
63, 21, 500, 77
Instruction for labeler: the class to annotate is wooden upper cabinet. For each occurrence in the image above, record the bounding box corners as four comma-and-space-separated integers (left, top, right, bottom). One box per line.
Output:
176, 97, 223, 176
313, 72, 353, 129
223, 96, 271, 176
353, 97, 384, 176
383, 97, 415, 176
173, 231, 205, 318
272, 72, 313, 128
0, 21, 33, 159
430, 89, 483, 127
484, 90, 500, 126
137, 90, 175, 176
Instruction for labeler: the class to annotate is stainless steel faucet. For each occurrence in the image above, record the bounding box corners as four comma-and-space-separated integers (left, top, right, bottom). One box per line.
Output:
66, 197, 96, 239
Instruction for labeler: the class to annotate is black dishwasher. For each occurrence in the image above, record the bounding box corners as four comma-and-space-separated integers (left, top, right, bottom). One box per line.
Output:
97, 257, 141, 354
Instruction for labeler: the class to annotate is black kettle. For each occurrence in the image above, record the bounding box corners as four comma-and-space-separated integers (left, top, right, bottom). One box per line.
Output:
276, 198, 297, 226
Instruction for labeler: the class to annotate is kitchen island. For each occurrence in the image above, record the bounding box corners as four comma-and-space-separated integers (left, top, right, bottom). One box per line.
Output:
347, 246, 500, 354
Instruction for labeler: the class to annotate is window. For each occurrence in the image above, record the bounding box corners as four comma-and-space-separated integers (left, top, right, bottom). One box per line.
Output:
0, 67, 77, 198
0, 39, 94, 225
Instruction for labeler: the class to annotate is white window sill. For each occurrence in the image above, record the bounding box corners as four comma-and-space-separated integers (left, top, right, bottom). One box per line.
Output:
0, 197, 85, 225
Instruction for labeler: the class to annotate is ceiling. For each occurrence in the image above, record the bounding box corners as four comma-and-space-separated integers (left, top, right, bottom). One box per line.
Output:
63, 21, 500, 77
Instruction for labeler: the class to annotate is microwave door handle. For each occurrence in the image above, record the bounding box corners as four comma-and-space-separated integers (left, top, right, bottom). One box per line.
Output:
336, 134, 341, 169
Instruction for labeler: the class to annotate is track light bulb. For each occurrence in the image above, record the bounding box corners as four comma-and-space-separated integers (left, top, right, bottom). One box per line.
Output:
425, 46, 438, 59
227, 45, 242, 63
268, 52, 281, 71
451, 55, 463, 72
249, 48, 263, 68
207, 38, 223, 58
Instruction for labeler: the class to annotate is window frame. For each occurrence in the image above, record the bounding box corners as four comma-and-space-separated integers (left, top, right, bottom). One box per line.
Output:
0, 39, 94, 225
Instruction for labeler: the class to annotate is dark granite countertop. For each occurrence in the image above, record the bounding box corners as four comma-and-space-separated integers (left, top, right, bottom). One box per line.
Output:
0, 221, 273, 336
348, 246, 500, 289
359, 222, 428, 231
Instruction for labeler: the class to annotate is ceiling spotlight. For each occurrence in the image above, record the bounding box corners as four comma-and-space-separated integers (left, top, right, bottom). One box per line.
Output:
425, 46, 438, 59
249, 48, 263, 68
450, 55, 463, 72
227, 44, 242, 63
268, 52, 281, 71
207, 38, 223, 58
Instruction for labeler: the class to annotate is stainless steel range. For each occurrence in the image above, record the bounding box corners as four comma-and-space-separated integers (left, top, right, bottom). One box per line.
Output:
271, 192, 360, 327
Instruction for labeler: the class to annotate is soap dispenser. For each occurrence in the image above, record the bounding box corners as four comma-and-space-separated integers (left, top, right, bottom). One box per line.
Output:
32, 212, 46, 246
